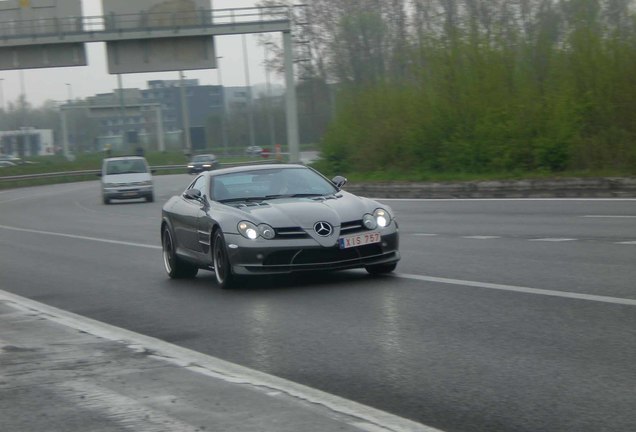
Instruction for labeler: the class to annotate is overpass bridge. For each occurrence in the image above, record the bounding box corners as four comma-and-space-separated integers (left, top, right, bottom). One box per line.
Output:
0, 5, 304, 163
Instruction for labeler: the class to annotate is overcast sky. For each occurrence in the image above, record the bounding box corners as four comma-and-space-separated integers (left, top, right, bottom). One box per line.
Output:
0, 0, 284, 108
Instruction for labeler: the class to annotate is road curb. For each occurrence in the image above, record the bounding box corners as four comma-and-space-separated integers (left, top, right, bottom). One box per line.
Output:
344, 177, 636, 199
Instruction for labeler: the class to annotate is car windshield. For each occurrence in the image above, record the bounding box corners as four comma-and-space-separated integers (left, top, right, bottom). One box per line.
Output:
211, 167, 338, 202
192, 155, 215, 162
106, 159, 148, 175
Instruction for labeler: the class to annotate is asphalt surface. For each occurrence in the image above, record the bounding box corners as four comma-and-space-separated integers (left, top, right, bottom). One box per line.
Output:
0, 289, 430, 432
1, 176, 635, 432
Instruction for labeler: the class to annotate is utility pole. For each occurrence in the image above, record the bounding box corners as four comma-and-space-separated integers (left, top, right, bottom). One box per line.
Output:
283, 31, 300, 163
265, 43, 276, 149
242, 34, 256, 149
179, 71, 192, 157
117, 74, 126, 151
216, 56, 229, 154
66, 83, 75, 153
0, 78, 5, 112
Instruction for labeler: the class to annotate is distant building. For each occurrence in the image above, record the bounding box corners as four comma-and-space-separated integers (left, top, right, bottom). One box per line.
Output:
0, 128, 54, 157
224, 86, 250, 112
83, 79, 225, 151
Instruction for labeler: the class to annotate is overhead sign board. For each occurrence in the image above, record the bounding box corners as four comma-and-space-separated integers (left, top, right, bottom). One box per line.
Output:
102, 0, 216, 74
0, 0, 86, 70
0, 43, 86, 69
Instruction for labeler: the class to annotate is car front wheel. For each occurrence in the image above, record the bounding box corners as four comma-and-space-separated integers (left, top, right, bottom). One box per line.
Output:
162, 227, 198, 279
213, 230, 237, 289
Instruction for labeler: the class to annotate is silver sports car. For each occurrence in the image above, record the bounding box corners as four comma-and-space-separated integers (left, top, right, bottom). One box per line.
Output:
161, 164, 400, 288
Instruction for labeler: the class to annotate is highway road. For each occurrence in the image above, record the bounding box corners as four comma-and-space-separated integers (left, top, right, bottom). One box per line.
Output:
1, 175, 635, 432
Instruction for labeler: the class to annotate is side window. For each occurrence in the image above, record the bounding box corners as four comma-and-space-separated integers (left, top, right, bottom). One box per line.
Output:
189, 176, 207, 194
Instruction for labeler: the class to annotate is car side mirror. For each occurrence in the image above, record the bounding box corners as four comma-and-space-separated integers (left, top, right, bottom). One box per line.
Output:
331, 176, 347, 189
184, 189, 202, 201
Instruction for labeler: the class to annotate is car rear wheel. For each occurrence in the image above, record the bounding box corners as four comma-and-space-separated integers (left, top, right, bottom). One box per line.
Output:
162, 227, 198, 279
213, 230, 237, 289
365, 263, 397, 275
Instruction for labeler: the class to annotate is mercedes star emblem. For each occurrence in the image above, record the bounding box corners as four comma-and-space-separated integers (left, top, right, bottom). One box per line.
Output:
314, 221, 333, 237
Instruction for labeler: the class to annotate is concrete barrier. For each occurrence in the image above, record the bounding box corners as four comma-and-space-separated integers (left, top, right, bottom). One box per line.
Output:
343, 177, 636, 199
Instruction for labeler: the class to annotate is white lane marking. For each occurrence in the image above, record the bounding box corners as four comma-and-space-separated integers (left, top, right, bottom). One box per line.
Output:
414, 233, 438, 237
0, 290, 441, 432
393, 273, 636, 306
616, 241, 636, 245
376, 198, 636, 202
529, 238, 577, 242
582, 215, 636, 218
0, 224, 161, 250
3, 223, 633, 307
462, 236, 501, 240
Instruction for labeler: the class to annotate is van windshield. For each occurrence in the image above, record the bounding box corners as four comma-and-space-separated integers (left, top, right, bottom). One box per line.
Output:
106, 159, 148, 175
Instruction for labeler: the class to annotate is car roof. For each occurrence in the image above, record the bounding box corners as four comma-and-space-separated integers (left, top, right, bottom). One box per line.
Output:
191, 154, 216, 159
207, 163, 305, 177
104, 156, 147, 162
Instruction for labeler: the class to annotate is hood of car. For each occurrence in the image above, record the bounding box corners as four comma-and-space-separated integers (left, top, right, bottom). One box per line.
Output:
229, 192, 380, 247
103, 173, 151, 185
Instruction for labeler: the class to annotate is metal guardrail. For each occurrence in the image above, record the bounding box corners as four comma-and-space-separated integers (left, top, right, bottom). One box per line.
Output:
0, 165, 179, 182
0, 160, 281, 183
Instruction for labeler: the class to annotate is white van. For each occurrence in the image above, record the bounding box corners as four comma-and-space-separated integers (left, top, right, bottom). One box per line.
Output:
99, 156, 154, 204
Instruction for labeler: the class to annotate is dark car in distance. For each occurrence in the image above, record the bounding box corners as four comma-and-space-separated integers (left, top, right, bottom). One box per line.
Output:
187, 154, 219, 174
161, 164, 400, 288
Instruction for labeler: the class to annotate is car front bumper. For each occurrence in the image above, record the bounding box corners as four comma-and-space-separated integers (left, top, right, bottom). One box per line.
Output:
103, 185, 153, 200
224, 228, 400, 275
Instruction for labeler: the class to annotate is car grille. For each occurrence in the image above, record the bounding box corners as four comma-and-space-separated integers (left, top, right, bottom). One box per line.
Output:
111, 182, 147, 187
340, 220, 365, 234
275, 227, 309, 239
274, 220, 367, 239
263, 243, 384, 266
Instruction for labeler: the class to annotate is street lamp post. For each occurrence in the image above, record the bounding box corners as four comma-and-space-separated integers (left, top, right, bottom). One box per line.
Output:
216, 56, 229, 154
0, 78, 5, 112
242, 34, 256, 149
264, 43, 276, 150
65, 83, 74, 153
179, 71, 192, 157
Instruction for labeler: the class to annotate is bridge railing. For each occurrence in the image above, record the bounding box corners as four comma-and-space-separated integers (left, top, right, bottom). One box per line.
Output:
0, 6, 292, 42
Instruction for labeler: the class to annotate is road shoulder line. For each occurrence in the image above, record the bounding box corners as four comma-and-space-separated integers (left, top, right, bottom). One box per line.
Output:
0, 289, 442, 432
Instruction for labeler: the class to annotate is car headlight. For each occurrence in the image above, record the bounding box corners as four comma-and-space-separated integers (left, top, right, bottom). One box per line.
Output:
238, 221, 275, 240
363, 214, 377, 230
187, 164, 194, 168
259, 224, 275, 239
203, 164, 212, 168
374, 208, 391, 228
